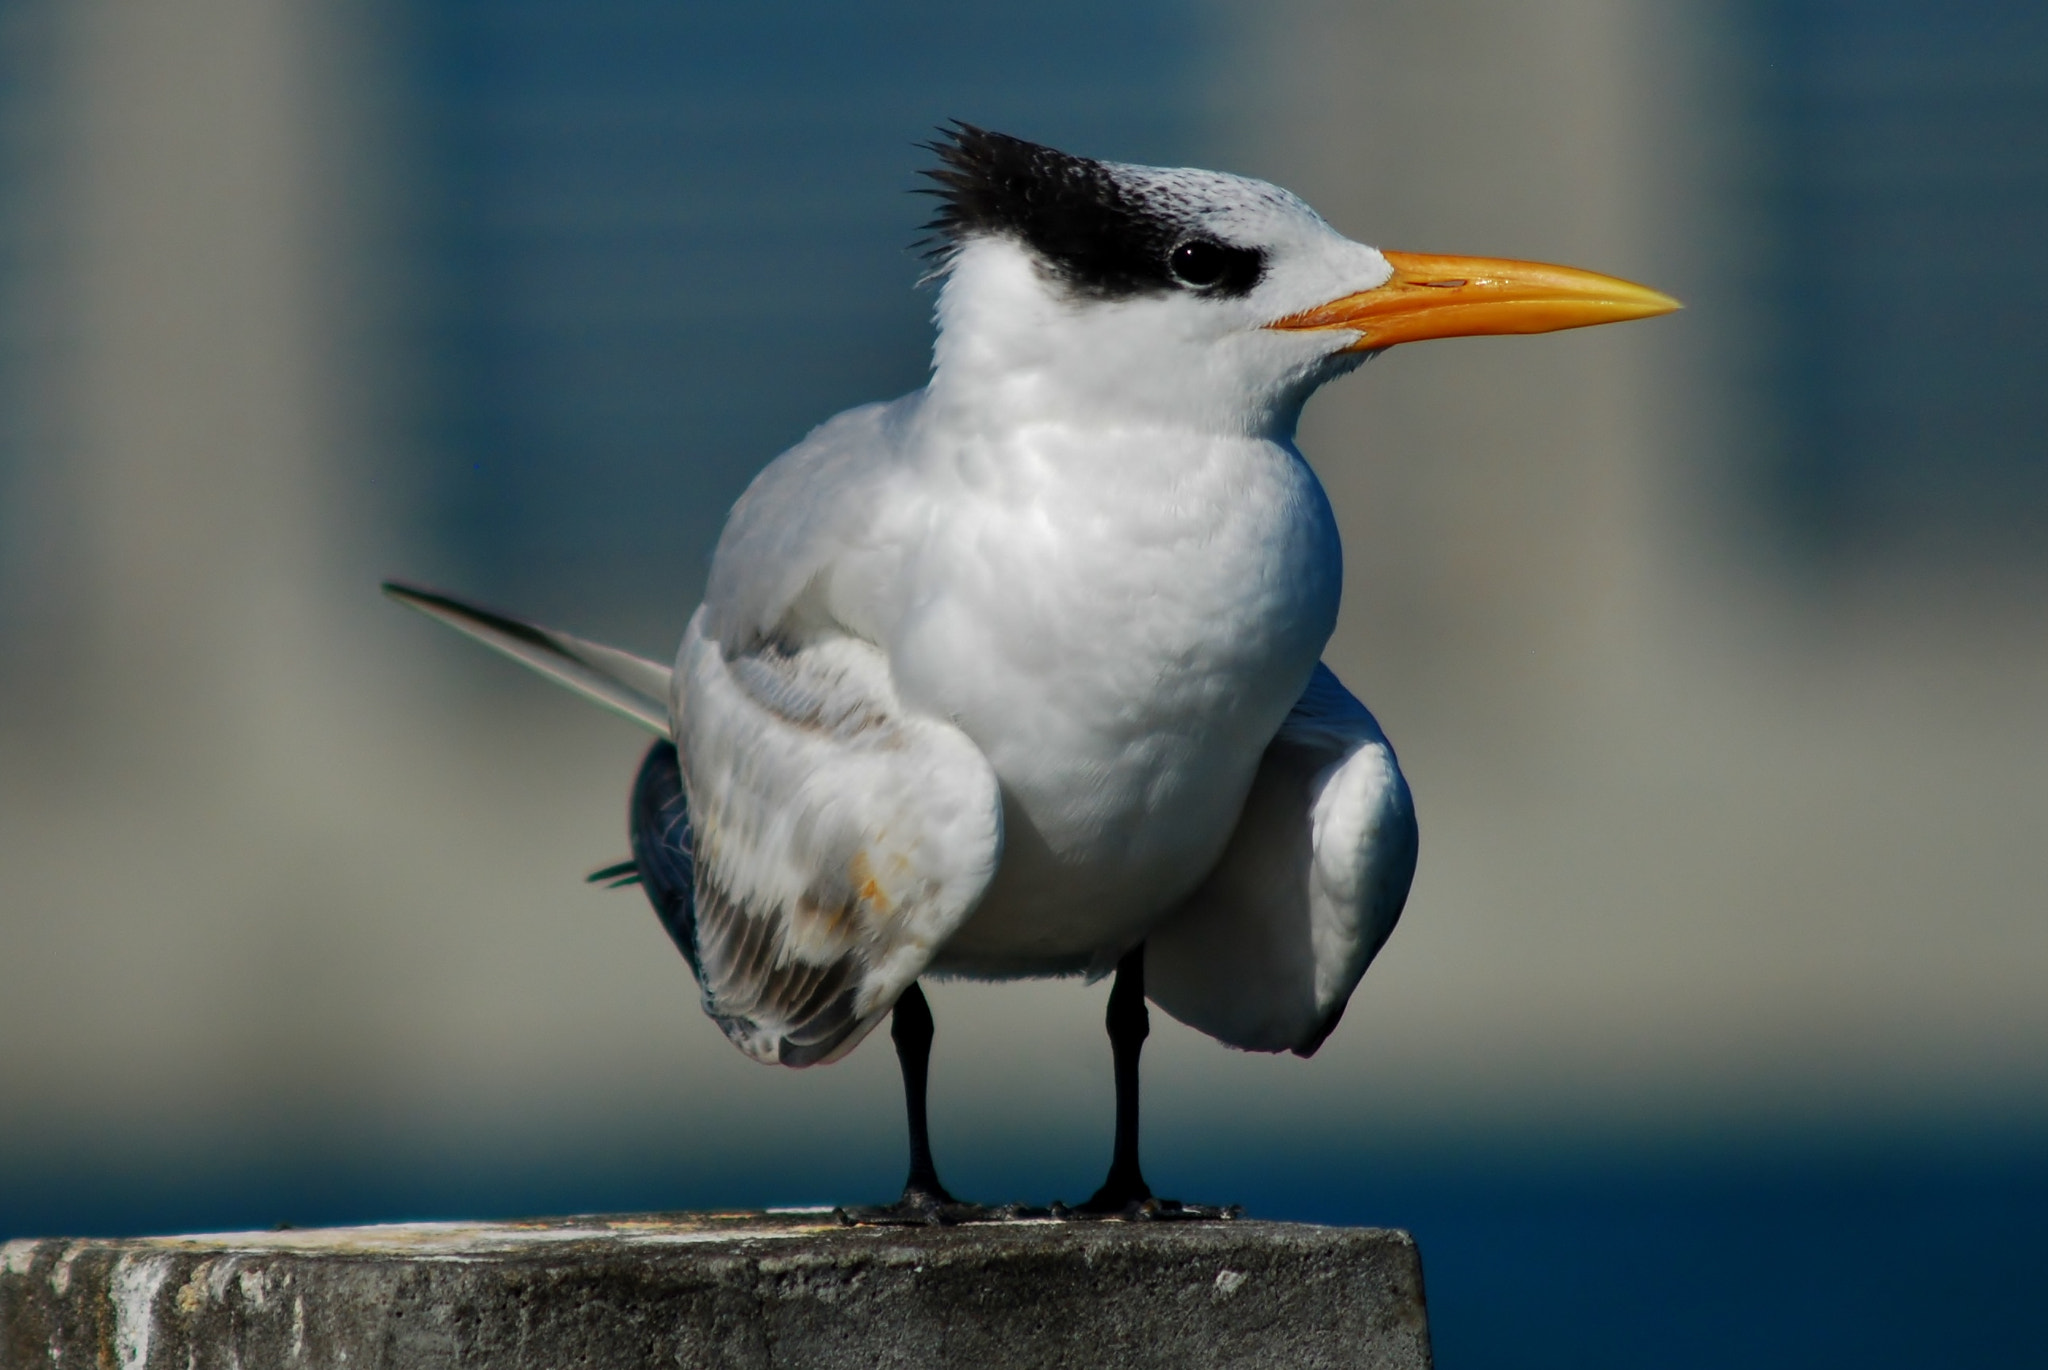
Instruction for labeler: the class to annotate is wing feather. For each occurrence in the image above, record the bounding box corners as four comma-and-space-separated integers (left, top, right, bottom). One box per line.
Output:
1144, 662, 1418, 1055
676, 607, 1003, 1067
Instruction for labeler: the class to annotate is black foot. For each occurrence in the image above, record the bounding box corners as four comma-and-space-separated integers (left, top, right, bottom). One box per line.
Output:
1079, 1163, 1151, 1215
837, 1186, 1053, 1227
1051, 1196, 1244, 1222
833, 1182, 1239, 1225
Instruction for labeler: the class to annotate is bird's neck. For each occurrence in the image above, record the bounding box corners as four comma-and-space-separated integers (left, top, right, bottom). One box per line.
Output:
923, 338, 1315, 443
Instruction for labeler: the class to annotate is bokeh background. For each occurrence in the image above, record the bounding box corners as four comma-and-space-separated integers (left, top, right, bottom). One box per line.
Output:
3, 1, 2045, 1365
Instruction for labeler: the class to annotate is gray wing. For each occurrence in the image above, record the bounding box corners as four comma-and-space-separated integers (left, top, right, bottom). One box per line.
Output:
1144, 662, 1418, 1055
382, 582, 672, 735
699, 395, 917, 648
675, 608, 1003, 1067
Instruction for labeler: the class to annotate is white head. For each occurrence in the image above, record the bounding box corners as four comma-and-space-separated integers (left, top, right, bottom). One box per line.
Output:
918, 125, 1678, 440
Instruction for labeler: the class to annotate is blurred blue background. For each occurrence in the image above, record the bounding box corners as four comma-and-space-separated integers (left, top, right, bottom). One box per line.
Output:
2, 2, 2045, 1366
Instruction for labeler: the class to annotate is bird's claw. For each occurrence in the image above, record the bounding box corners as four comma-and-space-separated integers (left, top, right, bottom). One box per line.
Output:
1051, 1196, 1243, 1222
836, 1188, 1056, 1227
835, 1187, 1048, 1220
834, 1192, 1240, 1226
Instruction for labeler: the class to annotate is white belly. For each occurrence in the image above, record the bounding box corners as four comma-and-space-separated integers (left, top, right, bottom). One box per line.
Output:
878, 429, 1342, 976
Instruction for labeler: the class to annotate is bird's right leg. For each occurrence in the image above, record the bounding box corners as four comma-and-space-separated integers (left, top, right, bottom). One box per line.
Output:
892, 981, 956, 1208
841, 982, 1009, 1225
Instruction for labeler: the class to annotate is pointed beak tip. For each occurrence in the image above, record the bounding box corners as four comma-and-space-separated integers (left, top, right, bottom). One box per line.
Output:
1632, 287, 1684, 318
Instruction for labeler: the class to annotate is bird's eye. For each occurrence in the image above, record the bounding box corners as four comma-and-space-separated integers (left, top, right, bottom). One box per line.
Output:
1168, 239, 1231, 288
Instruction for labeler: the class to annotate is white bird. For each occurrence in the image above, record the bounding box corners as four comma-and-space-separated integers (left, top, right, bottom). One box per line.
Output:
387, 124, 1677, 1220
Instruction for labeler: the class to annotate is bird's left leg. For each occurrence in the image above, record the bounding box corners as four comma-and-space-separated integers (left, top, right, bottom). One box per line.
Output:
1073, 944, 1238, 1221
1081, 945, 1154, 1211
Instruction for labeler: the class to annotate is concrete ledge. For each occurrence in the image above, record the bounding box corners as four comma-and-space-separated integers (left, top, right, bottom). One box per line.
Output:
2, 1211, 1431, 1369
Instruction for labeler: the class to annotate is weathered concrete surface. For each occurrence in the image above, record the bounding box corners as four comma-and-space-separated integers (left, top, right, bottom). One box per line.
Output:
1, 1211, 1430, 1369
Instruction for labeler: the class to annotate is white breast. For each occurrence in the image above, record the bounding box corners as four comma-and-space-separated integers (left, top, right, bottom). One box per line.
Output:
852, 411, 1343, 976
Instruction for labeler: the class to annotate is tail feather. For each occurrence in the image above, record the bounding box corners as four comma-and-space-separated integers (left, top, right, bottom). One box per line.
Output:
586, 859, 642, 889
382, 581, 672, 735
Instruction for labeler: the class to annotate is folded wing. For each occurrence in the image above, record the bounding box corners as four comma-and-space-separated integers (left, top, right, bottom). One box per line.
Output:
676, 609, 1004, 1066
1144, 662, 1417, 1055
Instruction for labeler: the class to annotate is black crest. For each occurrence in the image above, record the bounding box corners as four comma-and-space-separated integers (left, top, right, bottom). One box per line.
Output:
919, 123, 1264, 301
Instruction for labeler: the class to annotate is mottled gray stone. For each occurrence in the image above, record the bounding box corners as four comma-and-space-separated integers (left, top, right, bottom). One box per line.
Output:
1, 1211, 1431, 1369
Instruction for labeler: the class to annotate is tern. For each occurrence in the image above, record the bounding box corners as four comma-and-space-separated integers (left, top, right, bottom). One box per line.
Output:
387, 124, 1676, 1221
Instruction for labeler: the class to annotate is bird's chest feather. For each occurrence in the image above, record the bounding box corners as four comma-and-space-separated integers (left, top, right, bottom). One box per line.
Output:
875, 425, 1341, 957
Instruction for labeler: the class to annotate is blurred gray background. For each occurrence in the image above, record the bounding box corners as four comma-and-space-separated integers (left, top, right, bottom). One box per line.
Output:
3, 3, 2045, 1364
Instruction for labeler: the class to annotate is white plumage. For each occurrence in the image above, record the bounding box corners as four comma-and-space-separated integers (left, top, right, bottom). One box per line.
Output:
387, 125, 1675, 1212
670, 197, 1397, 1063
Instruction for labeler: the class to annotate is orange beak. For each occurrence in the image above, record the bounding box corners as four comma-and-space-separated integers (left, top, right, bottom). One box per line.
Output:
1266, 250, 1680, 351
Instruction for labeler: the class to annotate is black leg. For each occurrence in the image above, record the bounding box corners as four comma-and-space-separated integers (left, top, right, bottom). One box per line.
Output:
842, 963, 1228, 1226
1082, 945, 1154, 1212
892, 982, 955, 1206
